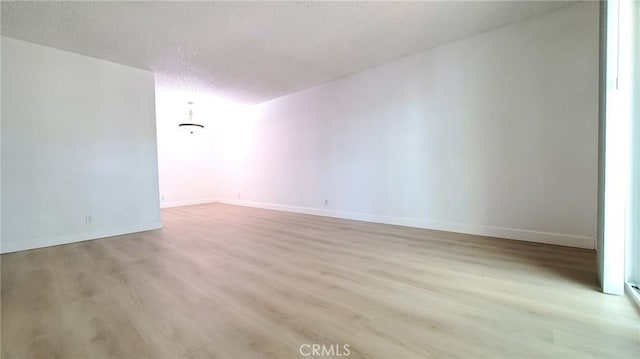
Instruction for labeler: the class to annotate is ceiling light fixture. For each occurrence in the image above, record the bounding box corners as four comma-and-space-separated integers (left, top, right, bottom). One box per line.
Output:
179, 101, 204, 134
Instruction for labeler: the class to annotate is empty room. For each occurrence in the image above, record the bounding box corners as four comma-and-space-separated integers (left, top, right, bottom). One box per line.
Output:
1, 0, 639, 358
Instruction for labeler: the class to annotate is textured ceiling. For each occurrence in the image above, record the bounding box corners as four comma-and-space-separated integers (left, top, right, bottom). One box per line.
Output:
1, 1, 572, 104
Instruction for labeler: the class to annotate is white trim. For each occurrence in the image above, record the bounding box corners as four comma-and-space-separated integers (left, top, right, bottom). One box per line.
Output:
160, 198, 217, 208
0, 222, 162, 254
625, 282, 640, 308
215, 199, 595, 249
600, 0, 631, 296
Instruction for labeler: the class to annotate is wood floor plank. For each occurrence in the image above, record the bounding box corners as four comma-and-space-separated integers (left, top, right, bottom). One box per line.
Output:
2, 203, 639, 358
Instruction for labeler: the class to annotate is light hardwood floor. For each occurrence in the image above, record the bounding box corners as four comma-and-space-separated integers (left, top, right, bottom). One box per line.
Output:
2, 203, 639, 358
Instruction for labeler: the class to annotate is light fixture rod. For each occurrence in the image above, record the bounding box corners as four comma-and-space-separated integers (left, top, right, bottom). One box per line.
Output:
178, 101, 205, 133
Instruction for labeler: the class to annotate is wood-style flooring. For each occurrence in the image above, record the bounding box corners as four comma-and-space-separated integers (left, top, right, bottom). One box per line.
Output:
2, 203, 639, 358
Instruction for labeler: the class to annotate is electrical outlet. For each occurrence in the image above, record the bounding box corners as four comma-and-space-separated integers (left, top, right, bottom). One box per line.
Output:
85, 215, 93, 224
161, 195, 165, 201
324, 199, 328, 206
237, 192, 241, 198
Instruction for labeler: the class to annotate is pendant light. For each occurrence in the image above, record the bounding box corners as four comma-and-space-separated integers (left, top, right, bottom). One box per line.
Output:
179, 101, 204, 134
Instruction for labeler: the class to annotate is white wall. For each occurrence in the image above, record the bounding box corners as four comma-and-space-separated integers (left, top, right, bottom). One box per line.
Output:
1, 37, 161, 253
155, 84, 247, 208
214, 3, 599, 249
155, 88, 217, 208
598, 0, 639, 295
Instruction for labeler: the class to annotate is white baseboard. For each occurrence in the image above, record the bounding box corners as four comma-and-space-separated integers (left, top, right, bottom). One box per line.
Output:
215, 199, 596, 249
2, 199, 595, 253
160, 198, 217, 208
0, 222, 163, 254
